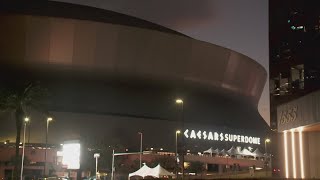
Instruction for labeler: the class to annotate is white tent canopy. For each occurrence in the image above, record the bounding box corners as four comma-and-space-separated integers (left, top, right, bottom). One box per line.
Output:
227, 146, 241, 156
241, 148, 255, 156
214, 148, 219, 154
129, 164, 173, 178
219, 149, 228, 156
129, 164, 153, 178
150, 164, 174, 178
203, 147, 219, 155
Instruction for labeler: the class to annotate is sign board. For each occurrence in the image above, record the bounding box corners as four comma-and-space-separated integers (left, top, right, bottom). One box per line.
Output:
62, 142, 81, 169
277, 91, 320, 131
184, 129, 261, 145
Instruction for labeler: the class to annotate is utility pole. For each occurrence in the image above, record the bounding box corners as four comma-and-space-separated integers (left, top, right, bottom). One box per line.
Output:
138, 132, 143, 168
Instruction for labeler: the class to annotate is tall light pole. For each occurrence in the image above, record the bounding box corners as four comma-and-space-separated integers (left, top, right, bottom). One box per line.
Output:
175, 130, 181, 178
94, 153, 100, 179
175, 98, 184, 180
138, 132, 143, 168
44, 117, 52, 176
111, 149, 115, 180
265, 138, 271, 155
265, 138, 271, 176
21, 117, 29, 180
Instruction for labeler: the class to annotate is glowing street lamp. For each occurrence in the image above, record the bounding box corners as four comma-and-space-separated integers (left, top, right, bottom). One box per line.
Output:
94, 153, 100, 179
265, 138, 271, 154
265, 138, 271, 176
175, 99, 183, 104
21, 117, 29, 180
44, 117, 53, 175
175, 98, 184, 180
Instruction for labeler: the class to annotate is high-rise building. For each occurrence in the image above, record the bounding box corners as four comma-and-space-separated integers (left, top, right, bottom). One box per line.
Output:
270, 0, 320, 129
270, 0, 320, 178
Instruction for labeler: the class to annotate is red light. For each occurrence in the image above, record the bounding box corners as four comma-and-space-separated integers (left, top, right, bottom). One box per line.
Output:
278, 169, 280, 172
273, 169, 276, 172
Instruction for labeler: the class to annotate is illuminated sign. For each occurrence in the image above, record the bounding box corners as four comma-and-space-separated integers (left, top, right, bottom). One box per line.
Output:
184, 129, 260, 145
62, 143, 80, 169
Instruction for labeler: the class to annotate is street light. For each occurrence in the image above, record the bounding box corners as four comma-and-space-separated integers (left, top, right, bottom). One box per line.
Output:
175, 130, 181, 178
94, 153, 100, 179
138, 132, 143, 168
21, 117, 29, 180
44, 117, 53, 176
175, 99, 183, 104
265, 138, 271, 176
175, 98, 184, 180
265, 138, 271, 154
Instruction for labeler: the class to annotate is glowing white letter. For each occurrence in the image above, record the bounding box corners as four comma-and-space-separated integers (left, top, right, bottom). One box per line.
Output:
208, 132, 214, 140
190, 130, 196, 139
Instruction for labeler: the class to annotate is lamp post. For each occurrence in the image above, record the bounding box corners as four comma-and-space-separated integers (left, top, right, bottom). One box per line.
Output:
138, 132, 143, 168
20, 117, 29, 180
175, 130, 181, 178
175, 98, 184, 180
111, 149, 115, 180
265, 138, 270, 155
94, 153, 100, 179
44, 117, 52, 176
265, 138, 271, 176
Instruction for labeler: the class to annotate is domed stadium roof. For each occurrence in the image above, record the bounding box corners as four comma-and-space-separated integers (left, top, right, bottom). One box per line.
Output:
0, 0, 188, 37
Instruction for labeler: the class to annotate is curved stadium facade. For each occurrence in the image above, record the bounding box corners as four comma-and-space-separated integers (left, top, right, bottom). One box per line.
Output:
0, 1, 268, 155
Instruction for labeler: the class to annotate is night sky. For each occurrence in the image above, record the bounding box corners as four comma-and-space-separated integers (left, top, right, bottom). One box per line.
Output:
0, 0, 269, 152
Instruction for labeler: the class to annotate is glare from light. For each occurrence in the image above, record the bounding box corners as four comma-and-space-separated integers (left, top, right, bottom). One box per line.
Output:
284, 131, 289, 178
298, 128, 305, 179
291, 129, 296, 178
62, 143, 80, 169
150, 147, 153, 150
94, 153, 100, 158
175, 99, 183, 104
24, 117, 29, 122
176, 130, 181, 134
47, 117, 53, 121
265, 138, 271, 143
160, 148, 163, 151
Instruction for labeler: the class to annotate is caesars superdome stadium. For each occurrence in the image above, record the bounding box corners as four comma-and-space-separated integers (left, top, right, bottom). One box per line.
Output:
0, 1, 269, 152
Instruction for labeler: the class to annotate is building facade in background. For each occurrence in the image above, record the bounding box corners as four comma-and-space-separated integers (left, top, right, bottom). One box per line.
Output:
270, 0, 320, 178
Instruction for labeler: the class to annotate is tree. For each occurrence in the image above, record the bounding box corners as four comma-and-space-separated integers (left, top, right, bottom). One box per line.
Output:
0, 82, 48, 179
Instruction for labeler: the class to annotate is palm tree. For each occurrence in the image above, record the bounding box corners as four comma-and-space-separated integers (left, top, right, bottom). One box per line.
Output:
0, 81, 48, 179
